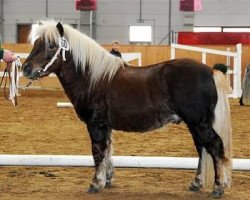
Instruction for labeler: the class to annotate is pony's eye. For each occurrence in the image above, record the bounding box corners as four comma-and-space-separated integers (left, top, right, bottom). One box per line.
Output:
48, 43, 55, 49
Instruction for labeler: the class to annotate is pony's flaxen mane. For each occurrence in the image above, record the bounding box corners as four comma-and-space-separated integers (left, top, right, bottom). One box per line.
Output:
29, 20, 126, 87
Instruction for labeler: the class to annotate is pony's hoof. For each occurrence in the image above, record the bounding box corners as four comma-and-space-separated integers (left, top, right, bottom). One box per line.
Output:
87, 184, 100, 194
212, 188, 224, 198
188, 182, 202, 192
105, 182, 112, 189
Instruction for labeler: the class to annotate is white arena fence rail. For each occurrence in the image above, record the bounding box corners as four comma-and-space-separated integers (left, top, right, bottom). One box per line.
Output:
122, 53, 142, 66
0, 155, 249, 170
171, 43, 242, 98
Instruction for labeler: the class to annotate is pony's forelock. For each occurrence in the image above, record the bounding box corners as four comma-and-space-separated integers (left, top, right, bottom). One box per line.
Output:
29, 20, 126, 88
29, 20, 60, 44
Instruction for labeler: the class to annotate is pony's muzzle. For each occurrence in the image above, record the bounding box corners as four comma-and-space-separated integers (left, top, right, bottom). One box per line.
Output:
22, 62, 41, 79
22, 62, 33, 77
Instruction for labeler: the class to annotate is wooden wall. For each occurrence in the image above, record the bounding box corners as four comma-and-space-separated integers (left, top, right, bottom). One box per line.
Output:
1, 44, 250, 89
104, 45, 250, 72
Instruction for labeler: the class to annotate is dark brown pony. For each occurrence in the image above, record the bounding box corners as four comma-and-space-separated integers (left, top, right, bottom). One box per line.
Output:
22, 20, 232, 198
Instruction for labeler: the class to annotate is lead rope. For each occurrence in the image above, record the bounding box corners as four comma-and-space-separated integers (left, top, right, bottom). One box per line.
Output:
0, 56, 22, 106
9, 57, 22, 105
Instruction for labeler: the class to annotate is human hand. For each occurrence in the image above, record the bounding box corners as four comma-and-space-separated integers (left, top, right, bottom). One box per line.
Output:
3, 49, 16, 62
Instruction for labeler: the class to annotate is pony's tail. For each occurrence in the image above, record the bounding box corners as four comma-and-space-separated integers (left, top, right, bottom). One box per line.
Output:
201, 70, 232, 188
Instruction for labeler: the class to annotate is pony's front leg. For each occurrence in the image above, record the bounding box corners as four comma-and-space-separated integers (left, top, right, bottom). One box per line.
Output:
104, 137, 114, 188
87, 124, 112, 193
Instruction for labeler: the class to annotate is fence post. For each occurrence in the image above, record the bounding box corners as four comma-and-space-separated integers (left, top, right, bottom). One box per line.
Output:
171, 44, 175, 60
235, 43, 242, 98
202, 52, 206, 64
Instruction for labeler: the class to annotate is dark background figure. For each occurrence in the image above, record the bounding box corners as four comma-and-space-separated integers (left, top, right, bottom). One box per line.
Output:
213, 63, 228, 75
110, 40, 122, 58
213, 63, 232, 94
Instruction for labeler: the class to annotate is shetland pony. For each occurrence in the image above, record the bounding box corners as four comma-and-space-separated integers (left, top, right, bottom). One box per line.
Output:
22, 20, 232, 198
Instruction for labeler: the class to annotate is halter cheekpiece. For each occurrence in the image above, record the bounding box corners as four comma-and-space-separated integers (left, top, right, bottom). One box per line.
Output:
37, 36, 69, 77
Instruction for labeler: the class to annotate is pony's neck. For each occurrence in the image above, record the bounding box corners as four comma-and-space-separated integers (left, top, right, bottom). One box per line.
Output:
55, 59, 88, 104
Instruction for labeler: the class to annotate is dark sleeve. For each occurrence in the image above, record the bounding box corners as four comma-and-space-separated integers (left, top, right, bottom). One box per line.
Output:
0, 48, 3, 59
118, 52, 122, 59
110, 50, 116, 56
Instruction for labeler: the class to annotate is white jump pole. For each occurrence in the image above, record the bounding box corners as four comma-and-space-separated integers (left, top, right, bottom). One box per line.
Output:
57, 102, 73, 108
0, 155, 249, 171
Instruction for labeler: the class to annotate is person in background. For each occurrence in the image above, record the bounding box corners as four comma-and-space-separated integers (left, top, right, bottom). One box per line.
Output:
110, 40, 122, 58
239, 64, 250, 106
213, 63, 228, 75
0, 47, 16, 63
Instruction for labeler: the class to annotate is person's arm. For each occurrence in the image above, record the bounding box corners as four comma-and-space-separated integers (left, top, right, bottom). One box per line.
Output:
0, 48, 3, 59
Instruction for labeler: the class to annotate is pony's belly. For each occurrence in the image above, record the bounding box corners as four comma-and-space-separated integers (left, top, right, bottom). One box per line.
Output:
147, 114, 182, 130
111, 113, 182, 132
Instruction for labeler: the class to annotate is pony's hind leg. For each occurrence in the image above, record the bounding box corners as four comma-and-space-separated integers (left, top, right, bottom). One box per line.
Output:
191, 123, 227, 198
87, 124, 112, 193
188, 126, 204, 191
190, 146, 203, 191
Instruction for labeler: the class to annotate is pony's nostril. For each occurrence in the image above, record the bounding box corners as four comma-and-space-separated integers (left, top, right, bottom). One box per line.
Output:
23, 63, 33, 75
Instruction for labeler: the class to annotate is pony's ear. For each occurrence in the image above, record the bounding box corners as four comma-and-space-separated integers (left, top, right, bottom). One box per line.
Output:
38, 21, 43, 25
56, 22, 64, 37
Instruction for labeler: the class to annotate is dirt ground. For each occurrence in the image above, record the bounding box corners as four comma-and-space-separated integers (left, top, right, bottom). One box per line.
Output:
0, 90, 249, 200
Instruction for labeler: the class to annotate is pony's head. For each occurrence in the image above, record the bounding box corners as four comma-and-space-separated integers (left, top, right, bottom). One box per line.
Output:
22, 21, 69, 80
22, 20, 126, 88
